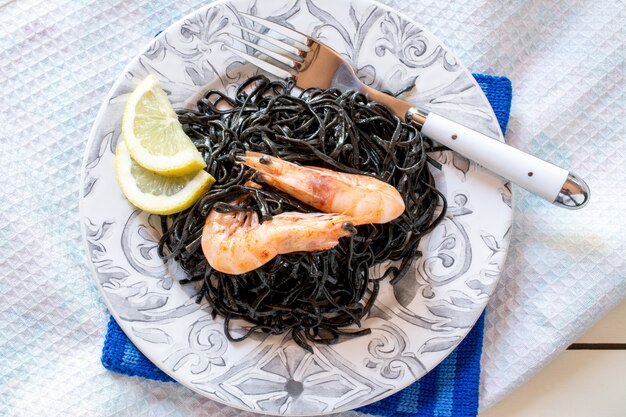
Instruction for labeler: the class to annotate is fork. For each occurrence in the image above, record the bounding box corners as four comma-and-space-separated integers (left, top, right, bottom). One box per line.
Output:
225, 13, 590, 209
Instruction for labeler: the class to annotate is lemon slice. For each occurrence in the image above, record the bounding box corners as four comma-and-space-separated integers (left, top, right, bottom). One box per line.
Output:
122, 74, 205, 176
115, 141, 215, 215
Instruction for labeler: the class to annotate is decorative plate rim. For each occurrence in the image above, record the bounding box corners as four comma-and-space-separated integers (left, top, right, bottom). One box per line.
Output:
79, 0, 512, 414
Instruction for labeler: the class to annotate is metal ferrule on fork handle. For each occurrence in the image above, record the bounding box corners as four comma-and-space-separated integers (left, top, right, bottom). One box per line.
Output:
407, 107, 590, 209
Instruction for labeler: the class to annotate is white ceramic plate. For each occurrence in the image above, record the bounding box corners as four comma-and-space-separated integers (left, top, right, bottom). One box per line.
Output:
80, 0, 512, 415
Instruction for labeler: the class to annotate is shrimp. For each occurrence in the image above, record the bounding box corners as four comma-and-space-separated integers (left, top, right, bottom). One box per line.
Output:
237, 151, 405, 224
201, 207, 363, 275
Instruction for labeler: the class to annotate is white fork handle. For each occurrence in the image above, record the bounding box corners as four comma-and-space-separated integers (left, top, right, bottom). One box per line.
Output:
414, 111, 590, 209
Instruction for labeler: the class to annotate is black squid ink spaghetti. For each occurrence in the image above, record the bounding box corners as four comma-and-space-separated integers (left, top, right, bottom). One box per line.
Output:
157, 75, 445, 352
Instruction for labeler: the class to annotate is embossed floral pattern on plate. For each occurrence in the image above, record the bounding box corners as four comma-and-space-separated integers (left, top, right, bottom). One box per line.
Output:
79, 0, 512, 415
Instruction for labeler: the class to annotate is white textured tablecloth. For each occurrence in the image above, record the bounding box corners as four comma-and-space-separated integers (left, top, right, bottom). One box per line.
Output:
1, 0, 624, 415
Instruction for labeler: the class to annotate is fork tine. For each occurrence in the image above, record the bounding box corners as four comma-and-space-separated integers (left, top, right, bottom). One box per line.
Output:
238, 12, 311, 52
234, 23, 303, 58
224, 45, 294, 80
227, 33, 299, 68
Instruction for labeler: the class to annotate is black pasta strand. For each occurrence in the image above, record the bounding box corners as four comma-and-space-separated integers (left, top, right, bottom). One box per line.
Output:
160, 75, 446, 351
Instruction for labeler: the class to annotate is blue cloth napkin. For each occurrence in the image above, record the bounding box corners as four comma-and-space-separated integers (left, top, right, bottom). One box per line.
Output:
102, 73, 512, 417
